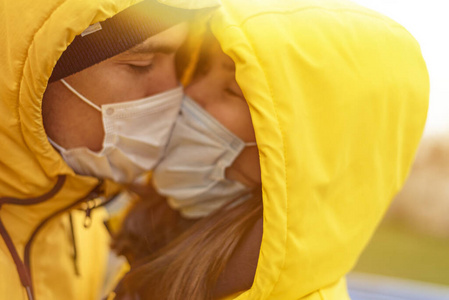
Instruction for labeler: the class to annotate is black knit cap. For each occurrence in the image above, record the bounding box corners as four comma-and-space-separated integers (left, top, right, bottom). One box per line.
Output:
49, 0, 194, 82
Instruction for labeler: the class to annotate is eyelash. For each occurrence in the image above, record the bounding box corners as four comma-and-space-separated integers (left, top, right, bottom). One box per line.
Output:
128, 64, 153, 74
225, 87, 241, 98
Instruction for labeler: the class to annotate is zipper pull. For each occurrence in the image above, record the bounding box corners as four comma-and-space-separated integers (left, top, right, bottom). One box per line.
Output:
83, 196, 104, 228
83, 200, 95, 228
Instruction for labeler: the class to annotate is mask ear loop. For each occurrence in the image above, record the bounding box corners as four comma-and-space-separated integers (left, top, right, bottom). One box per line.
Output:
60, 79, 102, 112
47, 137, 66, 153
245, 142, 257, 147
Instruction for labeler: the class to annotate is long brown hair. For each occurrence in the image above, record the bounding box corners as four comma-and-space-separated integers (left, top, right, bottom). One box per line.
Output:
112, 189, 262, 300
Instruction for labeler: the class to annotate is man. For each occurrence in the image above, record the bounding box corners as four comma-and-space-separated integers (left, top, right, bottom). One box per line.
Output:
0, 0, 216, 299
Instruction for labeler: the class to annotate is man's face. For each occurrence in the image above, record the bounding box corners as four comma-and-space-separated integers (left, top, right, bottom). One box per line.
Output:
43, 23, 188, 152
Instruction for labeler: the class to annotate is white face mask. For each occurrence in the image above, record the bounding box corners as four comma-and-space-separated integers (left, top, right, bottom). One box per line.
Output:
49, 79, 183, 183
152, 96, 257, 218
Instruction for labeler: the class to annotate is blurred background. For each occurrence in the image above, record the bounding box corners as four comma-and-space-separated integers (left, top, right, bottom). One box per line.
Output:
348, 0, 449, 298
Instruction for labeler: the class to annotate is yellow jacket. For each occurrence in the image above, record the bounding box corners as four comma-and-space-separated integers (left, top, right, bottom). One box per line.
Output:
204, 0, 429, 299
0, 0, 428, 300
0, 0, 197, 299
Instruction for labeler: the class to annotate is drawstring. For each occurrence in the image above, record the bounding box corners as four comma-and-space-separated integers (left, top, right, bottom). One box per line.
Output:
0, 176, 110, 300
0, 175, 66, 300
0, 215, 34, 300
23, 180, 104, 272
68, 213, 80, 277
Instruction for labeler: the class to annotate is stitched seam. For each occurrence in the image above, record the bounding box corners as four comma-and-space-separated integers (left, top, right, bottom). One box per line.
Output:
16, 0, 66, 128
231, 29, 289, 300
224, 6, 407, 32
318, 288, 325, 300
223, 6, 410, 298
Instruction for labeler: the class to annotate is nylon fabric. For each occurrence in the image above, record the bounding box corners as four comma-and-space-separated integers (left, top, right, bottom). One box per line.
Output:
207, 0, 429, 299
0, 0, 429, 299
157, 0, 220, 9
0, 0, 209, 299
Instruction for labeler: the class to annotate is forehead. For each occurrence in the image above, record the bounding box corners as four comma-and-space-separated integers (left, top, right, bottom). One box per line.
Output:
125, 22, 189, 55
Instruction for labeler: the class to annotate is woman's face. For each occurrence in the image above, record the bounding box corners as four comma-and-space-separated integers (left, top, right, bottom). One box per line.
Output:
185, 43, 261, 188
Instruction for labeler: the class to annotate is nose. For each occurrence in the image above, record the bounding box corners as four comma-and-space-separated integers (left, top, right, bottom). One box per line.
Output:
185, 77, 210, 109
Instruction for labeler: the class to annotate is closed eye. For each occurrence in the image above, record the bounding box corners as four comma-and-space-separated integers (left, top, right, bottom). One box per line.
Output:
128, 63, 153, 74
225, 87, 244, 99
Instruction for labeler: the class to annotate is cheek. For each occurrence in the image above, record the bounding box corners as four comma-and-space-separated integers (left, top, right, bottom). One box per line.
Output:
186, 69, 256, 141
144, 58, 178, 94
226, 146, 261, 187
185, 76, 220, 108
208, 100, 256, 143
42, 83, 105, 151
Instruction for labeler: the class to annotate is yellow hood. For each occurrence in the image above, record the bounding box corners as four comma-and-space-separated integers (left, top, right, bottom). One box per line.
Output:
204, 0, 429, 299
0, 1, 212, 299
0, 0, 429, 299
0, 0, 149, 233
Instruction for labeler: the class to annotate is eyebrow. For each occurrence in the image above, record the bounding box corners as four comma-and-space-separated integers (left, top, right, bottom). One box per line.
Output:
128, 41, 177, 55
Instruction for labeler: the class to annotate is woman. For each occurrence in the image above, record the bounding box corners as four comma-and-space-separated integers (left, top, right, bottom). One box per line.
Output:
113, 30, 264, 300
112, 0, 429, 299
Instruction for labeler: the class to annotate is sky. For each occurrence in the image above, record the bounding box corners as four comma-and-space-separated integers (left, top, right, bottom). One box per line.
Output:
351, 0, 449, 135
